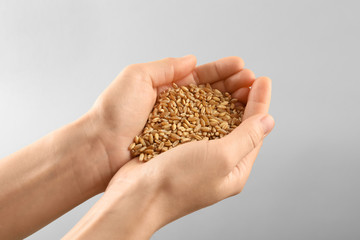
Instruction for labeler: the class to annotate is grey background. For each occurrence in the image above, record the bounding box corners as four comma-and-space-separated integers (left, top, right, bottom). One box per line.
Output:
0, 0, 359, 239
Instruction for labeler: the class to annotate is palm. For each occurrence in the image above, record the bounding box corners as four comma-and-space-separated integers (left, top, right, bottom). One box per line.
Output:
94, 56, 266, 174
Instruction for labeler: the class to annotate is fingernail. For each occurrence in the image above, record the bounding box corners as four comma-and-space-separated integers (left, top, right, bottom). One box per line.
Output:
260, 115, 275, 135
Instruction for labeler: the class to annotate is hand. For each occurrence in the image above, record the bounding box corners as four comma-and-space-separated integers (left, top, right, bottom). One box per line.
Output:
65, 57, 274, 239
106, 75, 274, 231
88, 55, 255, 176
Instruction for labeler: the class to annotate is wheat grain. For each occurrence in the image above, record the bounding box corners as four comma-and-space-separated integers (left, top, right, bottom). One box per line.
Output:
129, 83, 244, 161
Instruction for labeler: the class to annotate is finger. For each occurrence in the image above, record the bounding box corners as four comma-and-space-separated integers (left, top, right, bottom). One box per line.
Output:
243, 76, 272, 120
206, 69, 254, 93
220, 114, 275, 169
208, 69, 254, 104
135, 55, 197, 87
223, 68, 256, 93
176, 67, 254, 105
193, 56, 244, 85
223, 77, 273, 189
231, 87, 250, 105
158, 56, 244, 93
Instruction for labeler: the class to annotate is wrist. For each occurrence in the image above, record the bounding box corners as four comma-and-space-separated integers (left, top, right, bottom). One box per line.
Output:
64, 168, 166, 240
65, 112, 112, 195
104, 169, 167, 238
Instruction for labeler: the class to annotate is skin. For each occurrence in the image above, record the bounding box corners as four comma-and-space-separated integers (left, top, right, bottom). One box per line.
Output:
0, 55, 274, 239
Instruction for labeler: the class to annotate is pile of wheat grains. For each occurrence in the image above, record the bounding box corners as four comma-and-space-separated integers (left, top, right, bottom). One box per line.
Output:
129, 83, 244, 162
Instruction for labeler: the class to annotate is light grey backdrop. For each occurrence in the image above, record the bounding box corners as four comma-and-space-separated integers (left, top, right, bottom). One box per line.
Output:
1, 0, 359, 239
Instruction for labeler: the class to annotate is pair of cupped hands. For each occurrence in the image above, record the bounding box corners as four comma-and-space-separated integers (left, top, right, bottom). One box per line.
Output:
66, 55, 274, 239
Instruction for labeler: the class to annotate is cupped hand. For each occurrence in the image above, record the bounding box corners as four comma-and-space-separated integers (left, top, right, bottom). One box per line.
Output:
89, 55, 255, 175
105, 63, 274, 230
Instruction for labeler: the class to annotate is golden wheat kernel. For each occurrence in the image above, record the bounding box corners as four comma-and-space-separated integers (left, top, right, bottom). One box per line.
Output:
188, 116, 197, 122
129, 143, 136, 150
202, 115, 210, 125
210, 118, 219, 123
158, 141, 165, 150
152, 117, 160, 122
223, 115, 231, 121
164, 140, 172, 147
139, 146, 147, 152
138, 137, 145, 146
215, 89, 222, 95
209, 122, 217, 127
200, 127, 211, 132
163, 124, 171, 130
206, 107, 212, 114
134, 144, 143, 150
200, 118, 205, 127
170, 133, 181, 140
160, 121, 168, 126
219, 122, 228, 129
212, 96, 220, 102
184, 120, 195, 128
219, 112, 227, 117
144, 149, 154, 154
139, 153, 145, 161
181, 138, 191, 143
180, 86, 189, 92
194, 124, 201, 132
173, 140, 179, 147
194, 135, 202, 141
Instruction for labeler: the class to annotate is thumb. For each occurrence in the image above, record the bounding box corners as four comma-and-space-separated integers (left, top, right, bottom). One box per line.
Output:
220, 114, 275, 167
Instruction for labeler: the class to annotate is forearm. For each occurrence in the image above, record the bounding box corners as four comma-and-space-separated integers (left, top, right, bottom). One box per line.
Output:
0, 113, 110, 239
63, 171, 166, 240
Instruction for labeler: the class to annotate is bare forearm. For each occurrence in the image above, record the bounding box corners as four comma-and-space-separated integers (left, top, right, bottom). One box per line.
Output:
63, 172, 165, 240
0, 113, 110, 239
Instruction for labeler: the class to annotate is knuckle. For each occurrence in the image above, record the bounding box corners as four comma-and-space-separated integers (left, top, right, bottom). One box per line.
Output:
123, 63, 142, 74
163, 57, 175, 62
122, 64, 147, 79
